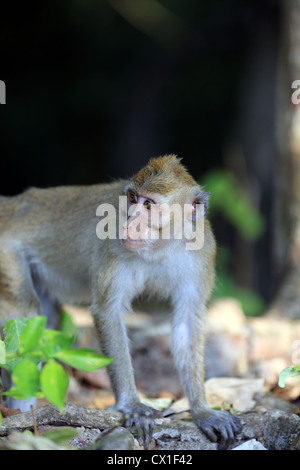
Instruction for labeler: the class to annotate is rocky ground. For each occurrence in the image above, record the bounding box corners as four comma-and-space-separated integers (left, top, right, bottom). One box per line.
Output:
0, 298, 299, 450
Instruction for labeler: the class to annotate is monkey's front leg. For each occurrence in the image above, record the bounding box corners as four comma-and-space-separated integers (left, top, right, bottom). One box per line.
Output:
92, 302, 159, 448
172, 306, 242, 449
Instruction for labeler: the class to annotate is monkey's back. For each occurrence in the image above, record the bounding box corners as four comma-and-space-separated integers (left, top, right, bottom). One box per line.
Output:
0, 182, 125, 304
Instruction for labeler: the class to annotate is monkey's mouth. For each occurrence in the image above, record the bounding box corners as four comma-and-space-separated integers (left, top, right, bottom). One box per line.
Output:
122, 238, 147, 249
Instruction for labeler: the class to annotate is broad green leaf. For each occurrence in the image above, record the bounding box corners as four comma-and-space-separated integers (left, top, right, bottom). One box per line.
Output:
278, 366, 300, 388
3, 356, 23, 371
3, 318, 29, 354
0, 340, 5, 364
2, 388, 29, 400
19, 316, 47, 354
39, 329, 75, 359
3, 358, 40, 399
54, 348, 113, 372
40, 359, 68, 412
60, 310, 77, 345
3, 318, 32, 370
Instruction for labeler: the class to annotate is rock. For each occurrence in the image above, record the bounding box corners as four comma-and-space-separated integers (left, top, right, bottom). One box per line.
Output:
141, 396, 174, 411
206, 299, 300, 394
205, 377, 264, 412
0, 403, 122, 436
232, 439, 267, 450
207, 299, 247, 335
248, 317, 300, 361
254, 392, 296, 413
238, 410, 300, 450
92, 427, 137, 450
162, 397, 190, 417
205, 300, 249, 378
70, 426, 101, 449
1, 402, 299, 450
163, 377, 264, 418
75, 368, 111, 390
153, 419, 218, 450
262, 409, 300, 450
155, 409, 300, 450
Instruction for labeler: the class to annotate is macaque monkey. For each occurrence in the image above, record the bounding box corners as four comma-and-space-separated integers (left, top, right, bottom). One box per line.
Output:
0, 155, 241, 448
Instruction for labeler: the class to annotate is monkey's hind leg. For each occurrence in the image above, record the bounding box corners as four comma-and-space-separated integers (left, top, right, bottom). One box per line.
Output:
30, 264, 62, 330
0, 247, 43, 412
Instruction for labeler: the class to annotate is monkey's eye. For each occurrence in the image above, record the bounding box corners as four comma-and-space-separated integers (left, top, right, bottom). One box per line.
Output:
143, 200, 152, 210
192, 198, 200, 208
128, 192, 137, 204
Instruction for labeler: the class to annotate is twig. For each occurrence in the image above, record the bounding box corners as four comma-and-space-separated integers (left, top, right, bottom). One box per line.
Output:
30, 405, 37, 436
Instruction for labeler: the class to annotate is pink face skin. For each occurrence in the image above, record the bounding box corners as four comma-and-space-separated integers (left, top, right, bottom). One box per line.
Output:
121, 189, 206, 251
121, 190, 157, 250
122, 238, 146, 249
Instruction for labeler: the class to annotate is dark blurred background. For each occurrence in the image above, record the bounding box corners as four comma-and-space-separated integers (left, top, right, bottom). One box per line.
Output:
0, 0, 284, 314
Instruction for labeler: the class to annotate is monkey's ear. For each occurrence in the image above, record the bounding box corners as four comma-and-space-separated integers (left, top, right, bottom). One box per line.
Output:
188, 191, 210, 221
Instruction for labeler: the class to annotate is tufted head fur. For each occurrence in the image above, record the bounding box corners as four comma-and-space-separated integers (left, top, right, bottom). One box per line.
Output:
130, 155, 197, 195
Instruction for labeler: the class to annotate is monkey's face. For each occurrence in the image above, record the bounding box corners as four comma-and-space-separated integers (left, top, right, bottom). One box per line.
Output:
121, 189, 162, 250
121, 187, 208, 252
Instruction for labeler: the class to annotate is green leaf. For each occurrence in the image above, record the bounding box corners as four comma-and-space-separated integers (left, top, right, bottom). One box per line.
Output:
39, 329, 75, 359
42, 427, 78, 444
2, 387, 29, 400
3, 358, 40, 399
0, 340, 5, 364
19, 316, 47, 354
214, 272, 265, 316
202, 170, 265, 240
40, 359, 68, 412
278, 366, 300, 388
54, 348, 113, 372
3, 318, 30, 354
60, 310, 77, 345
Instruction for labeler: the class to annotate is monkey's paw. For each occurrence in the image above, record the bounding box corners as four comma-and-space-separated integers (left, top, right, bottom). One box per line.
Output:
194, 408, 242, 449
119, 402, 161, 449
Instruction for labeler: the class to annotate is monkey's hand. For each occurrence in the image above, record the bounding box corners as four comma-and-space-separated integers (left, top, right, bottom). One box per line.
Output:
119, 402, 161, 449
194, 408, 242, 449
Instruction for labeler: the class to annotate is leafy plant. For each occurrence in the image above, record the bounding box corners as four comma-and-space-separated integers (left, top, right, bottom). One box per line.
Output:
202, 169, 265, 240
278, 366, 300, 388
212, 246, 265, 316
201, 169, 266, 316
0, 311, 113, 422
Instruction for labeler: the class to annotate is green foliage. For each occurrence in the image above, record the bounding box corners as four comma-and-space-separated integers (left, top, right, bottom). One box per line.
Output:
278, 366, 300, 388
214, 272, 265, 316
4, 358, 40, 401
40, 359, 69, 412
54, 348, 110, 372
212, 247, 265, 316
203, 169, 265, 240
202, 170, 266, 316
0, 312, 113, 416
41, 427, 78, 445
